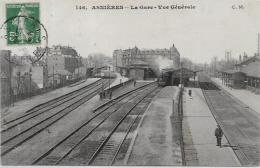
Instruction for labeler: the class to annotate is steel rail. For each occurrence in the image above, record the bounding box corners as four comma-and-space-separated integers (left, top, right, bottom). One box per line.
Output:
86, 86, 157, 165
92, 81, 156, 113
2, 80, 109, 132
55, 87, 154, 165
1, 80, 110, 140
2, 79, 102, 126
109, 88, 159, 166
1, 85, 105, 156
198, 74, 251, 165
32, 83, 157, 165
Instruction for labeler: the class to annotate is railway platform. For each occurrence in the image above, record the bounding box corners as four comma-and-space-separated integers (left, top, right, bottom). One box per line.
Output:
182, 87, 241, 166
109, 73, 128, 88
127, 86, 182, 166
211, 77, 260, 113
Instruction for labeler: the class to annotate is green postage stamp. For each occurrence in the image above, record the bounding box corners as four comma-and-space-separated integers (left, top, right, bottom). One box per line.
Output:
6, 3, 40, 45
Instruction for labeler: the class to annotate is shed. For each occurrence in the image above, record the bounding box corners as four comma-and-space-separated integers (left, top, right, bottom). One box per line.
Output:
221, 70, 246, 89
129, 60, 149, 80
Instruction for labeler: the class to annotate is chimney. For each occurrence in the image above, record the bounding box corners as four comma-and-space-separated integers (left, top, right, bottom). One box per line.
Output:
243, 52, 248, 61
257, 33, 260, 57
239, 54, 242, 62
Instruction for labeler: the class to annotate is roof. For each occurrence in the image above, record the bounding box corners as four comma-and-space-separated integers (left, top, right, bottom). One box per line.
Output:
61, 47, 78, 56
162, 67, 195, 78
223, 69, 239, 74
130, 60, 148, 65
162, 67, 194, 73
161, 67, 177, 72
221, 68, 260, 78
242, 68, 260, 78
56, 69, 72, 75
236, 56, 260, 66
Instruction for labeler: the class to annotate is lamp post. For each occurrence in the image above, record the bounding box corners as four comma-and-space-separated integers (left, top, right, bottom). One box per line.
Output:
109, 66, 111, 89
8, 55, 12, 106
52, 65, 55, 89
180, 62, 183, 88
29, 67, 32, 98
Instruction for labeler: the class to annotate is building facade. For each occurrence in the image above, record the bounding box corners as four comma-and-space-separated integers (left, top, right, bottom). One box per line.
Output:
113, 44, 180, 78
46, 45, 82, 86
220, 55, 260, 92
0, 50, 12, 107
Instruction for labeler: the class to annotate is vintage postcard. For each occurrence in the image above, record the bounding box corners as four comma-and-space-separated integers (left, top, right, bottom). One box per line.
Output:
0, 0, 259, 166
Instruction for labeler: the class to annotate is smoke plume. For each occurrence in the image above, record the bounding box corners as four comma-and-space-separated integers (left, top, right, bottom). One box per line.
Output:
150, 56, 173, 76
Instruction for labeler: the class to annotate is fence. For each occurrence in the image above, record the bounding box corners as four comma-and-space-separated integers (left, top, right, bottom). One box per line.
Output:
11, 77, 83, 104
172, 87, 185, 165
102, 79, 133, 99
178, 87, 185, 165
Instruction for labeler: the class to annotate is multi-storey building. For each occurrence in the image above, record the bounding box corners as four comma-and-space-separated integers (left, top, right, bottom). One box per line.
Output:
46, 45, 82, 86
0, 50, 12, 107
113, 44, 180, 79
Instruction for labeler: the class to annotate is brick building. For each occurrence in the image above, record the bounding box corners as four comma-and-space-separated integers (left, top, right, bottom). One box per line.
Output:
113, 44, 180, 79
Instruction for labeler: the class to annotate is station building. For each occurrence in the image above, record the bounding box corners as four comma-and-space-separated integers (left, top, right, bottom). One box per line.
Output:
113, 44, 180, 80
219, 55, 260, 93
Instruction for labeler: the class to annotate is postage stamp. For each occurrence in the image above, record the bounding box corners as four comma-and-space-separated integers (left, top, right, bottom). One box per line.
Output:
6, 3, 40, 45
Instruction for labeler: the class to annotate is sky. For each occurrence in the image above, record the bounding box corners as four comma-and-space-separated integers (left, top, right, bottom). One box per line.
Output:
1, 0, 260, 64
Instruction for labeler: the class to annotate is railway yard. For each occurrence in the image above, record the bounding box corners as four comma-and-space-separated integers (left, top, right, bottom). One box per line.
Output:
0, 72, 259, 166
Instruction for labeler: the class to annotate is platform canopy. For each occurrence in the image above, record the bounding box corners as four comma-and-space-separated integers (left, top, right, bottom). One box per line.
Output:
129, 60, 149, 69
162, 67, 196, 78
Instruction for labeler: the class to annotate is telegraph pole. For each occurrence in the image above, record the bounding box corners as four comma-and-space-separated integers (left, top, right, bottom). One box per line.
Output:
29, 68, 32, 98
109, 66, 111, 89
53, 65, 54, 88
257, 33, 260, 56
78, 57, 80, 79
180, 62, 183, 86
8, 55, 12, 106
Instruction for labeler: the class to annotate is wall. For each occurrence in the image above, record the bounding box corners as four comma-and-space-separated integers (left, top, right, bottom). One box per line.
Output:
31, 66, 44, 88
0, 50, 12, 107
129, 69, 144, 80
47, 55, 65, 76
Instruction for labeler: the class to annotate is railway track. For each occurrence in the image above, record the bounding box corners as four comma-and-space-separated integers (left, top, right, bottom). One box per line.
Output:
198, 73, 260, 166
32, 82, 159, 165
91, 88, 160, 166
1, 79, 102, 128
1, 79, 111, 156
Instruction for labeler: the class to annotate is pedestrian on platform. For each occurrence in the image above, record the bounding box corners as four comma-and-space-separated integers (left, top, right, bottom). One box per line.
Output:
215, 125, 223, 147
109, 91, 112, 99
99, 92, 102, 100
188, 89, 192, 97
103, 91, 106, 99
134, 80, 136, 87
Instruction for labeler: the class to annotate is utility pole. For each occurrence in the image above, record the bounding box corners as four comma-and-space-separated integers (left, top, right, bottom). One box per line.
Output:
109, 66, 111, 89
29, 68, 32, 98
8, 55, 12, 106
86, 65, 88, 79
180, 62, 183, 86
53, 65, 54, 89
257, 33, 260, 56
115, 54, 117, 72
78, 57, 80, 79
171, 63, 174, 87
